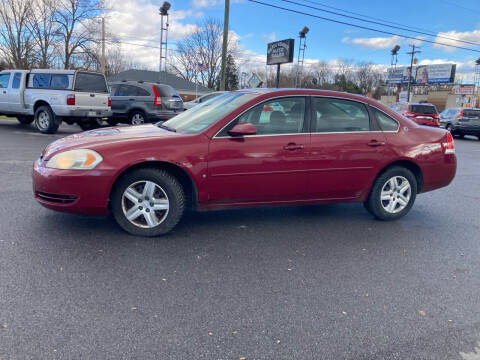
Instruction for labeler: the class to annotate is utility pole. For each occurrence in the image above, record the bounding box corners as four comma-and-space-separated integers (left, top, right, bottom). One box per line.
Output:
101, 17, 105, 75
406, 44, 420, 102
220, 0, 230, 91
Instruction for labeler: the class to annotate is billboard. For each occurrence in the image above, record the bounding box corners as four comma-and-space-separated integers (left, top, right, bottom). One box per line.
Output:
267, 39, 294, 65
386, 64, 456, 84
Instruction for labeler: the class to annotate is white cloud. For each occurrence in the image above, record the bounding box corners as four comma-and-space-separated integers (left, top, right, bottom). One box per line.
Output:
103, 0, 201, 68
433, 29, 480, 52
263, 32, 276, 43
342, 35, 402, 49
342, 35, 424, 49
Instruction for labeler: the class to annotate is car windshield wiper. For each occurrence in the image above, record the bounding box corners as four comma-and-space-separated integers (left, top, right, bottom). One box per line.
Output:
156, 122, 176, 132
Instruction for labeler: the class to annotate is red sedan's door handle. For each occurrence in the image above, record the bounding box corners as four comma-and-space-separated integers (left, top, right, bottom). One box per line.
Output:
367, 140, 386, 147
284, 143, 304, 151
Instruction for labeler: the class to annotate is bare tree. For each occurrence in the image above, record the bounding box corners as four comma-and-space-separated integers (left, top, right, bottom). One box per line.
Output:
312, 61, 333, 86
0, 0, 34, 68
27, 0, 59, 68
54, 0, 100, 69
171, 18, 237, 89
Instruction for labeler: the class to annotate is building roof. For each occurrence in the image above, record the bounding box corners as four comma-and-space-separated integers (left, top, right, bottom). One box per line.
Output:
107, 69, 210, 92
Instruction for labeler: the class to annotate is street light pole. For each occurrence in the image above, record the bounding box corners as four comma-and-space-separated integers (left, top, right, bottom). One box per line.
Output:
159, 2, 170, 83
220, 0, 230, 91
101, 17, 105, 74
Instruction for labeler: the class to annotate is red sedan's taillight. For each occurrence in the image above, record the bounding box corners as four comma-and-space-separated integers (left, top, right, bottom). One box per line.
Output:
444, 131, 455, 154
66, 94, 75, 106
108, 96, 111, 107
152, 86, 162, 107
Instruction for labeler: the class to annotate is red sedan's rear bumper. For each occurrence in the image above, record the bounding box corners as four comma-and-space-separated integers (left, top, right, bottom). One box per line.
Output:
32, 160, 115, 215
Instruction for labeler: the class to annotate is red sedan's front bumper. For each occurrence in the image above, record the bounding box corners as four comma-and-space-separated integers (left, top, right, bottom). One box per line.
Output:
32, 160, 116, 215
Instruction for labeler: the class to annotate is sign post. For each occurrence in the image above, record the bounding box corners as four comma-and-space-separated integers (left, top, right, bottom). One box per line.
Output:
267, 39, 294, 88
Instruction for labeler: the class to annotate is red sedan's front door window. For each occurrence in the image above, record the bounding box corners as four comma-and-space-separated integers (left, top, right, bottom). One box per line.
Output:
207, 97, 310, 204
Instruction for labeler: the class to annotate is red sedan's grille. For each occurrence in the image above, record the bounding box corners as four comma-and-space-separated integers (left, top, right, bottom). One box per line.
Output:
36, 192, 78, 204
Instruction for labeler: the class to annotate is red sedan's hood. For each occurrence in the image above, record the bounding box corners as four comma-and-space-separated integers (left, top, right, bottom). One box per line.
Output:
42, 124, 179, 159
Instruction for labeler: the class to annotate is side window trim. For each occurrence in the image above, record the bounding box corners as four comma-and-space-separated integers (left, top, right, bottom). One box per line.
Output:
369, 105, 400, 132
214, 95, 309, 138
0, 73, 10, 88
12, 72, 22, 89
311, 96, 372, 133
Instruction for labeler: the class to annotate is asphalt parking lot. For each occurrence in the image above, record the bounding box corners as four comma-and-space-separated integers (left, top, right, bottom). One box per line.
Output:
1, 119, 480, 359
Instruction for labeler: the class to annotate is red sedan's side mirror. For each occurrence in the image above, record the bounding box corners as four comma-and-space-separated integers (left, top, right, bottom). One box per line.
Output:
228, 123, 257, 137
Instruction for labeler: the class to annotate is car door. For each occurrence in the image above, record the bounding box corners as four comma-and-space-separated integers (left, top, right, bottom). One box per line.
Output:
8, 72, 23, 112
307, 97, 388, 200
207, 96, 310, 205
0, 72, 11, 112
111, 84, 137, 114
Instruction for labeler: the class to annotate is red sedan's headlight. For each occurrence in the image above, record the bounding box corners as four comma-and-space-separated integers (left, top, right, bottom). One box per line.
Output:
46, 149, 103, 170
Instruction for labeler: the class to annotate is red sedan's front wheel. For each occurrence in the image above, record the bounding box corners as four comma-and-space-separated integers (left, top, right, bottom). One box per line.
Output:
111, 168, 185, 236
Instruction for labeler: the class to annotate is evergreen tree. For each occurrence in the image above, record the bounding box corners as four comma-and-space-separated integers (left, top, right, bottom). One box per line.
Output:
225, 54, 239, 91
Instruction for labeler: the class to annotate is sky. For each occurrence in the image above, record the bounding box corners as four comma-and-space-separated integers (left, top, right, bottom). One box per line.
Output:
104, 0, 480, 81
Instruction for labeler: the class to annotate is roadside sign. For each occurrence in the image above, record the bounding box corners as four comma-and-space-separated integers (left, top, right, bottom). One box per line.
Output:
399, 91, 409, 103
248, 73, 262, 88
267, 39, 294, 65
454, 84, 475, 95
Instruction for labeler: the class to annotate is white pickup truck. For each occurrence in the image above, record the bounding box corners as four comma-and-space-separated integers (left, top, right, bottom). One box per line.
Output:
0, 69, 112, 134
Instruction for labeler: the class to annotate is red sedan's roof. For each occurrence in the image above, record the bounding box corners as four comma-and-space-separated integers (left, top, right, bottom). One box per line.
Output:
236, 88, 372, 102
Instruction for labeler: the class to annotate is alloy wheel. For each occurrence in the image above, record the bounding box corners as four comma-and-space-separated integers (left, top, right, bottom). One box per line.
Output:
131, 113, 145, 125
121, 180, 169, 228
37, 111, 50, 129
380, 176, 411, 214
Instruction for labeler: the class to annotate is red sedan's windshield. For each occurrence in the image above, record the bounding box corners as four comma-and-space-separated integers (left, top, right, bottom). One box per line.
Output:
163, 92, 257, 133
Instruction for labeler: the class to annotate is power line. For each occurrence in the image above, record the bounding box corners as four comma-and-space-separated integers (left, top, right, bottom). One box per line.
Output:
295, 0, 438, 35
247, 0, 480, 53
438, 0, 480, 15
276, 0, 480, 47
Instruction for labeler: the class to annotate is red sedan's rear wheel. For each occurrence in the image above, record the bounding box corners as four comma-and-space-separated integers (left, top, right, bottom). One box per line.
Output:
364, 166, 417, 221
111, 168, 185, 236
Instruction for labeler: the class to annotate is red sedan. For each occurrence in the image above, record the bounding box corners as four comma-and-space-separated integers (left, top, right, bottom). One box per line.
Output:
33, 89, 457, 236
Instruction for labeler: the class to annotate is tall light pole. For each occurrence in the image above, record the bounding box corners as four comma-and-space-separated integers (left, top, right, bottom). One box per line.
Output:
220, 0, 230, 91
406, 44, 420, 102
388, 45, 400, 96
159, 2, 170, 83
295, 26, 309, 88
101, 17, 105, 74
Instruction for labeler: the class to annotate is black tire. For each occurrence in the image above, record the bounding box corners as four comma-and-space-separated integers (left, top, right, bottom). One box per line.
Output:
34, 106, 59, 134
129, 110, 146, 125
78, 119, 102, 131
111, 168, 185, 236
17, 116, 34, 125
445, 124, 452, 132
107, 118, 119, 126
364, 166, 417, 221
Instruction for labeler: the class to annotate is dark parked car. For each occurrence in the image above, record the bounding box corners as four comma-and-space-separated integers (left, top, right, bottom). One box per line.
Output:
390, 102, 440, 127
439, 107, 480, 139
108, 81, 183, 125
33, 89, 456, 237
